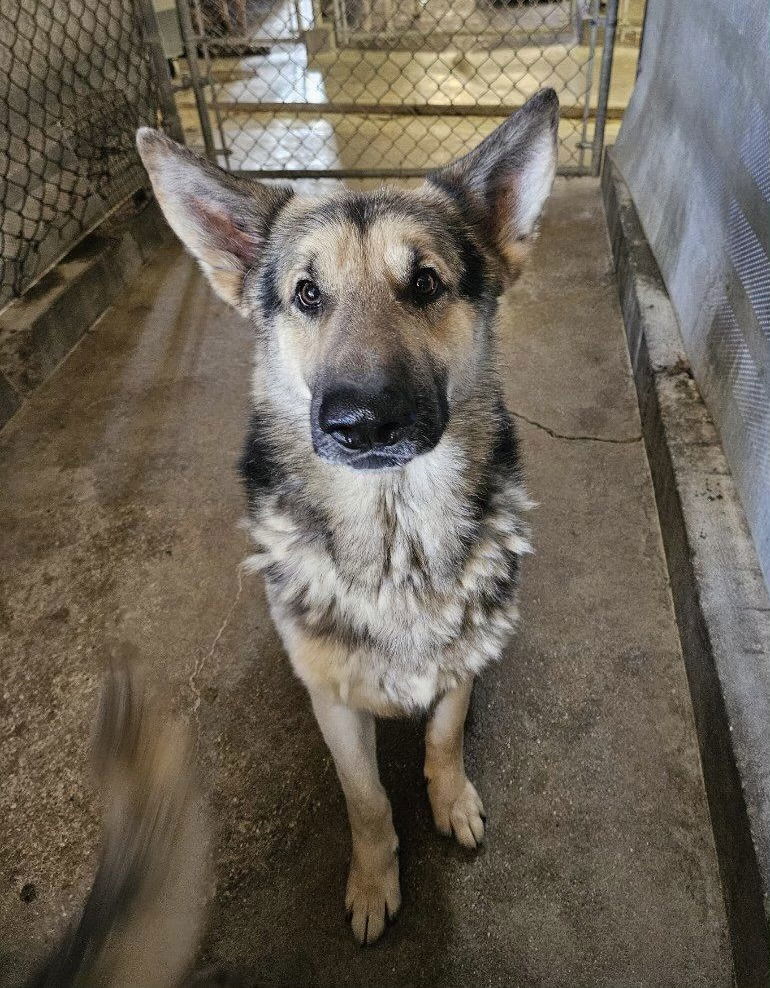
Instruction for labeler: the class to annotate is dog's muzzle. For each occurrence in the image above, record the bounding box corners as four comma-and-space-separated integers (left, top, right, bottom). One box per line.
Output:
311, 370, 448, 470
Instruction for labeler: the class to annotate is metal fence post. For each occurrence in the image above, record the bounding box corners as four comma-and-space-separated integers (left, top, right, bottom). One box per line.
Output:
577, 0, 599, 174
136, 0, 185, 143
174, 0, 218, 161
592, 0, 619, 176
189, 0, 230, 166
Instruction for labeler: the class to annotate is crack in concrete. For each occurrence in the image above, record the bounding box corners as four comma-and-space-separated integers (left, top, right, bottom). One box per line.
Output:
189, 562, 245, 744
511, 410, 642, 445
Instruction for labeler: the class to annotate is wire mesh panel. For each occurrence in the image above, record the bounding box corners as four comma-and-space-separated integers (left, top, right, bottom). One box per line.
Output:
0, 0, 167, 308
179, 0, 618, 177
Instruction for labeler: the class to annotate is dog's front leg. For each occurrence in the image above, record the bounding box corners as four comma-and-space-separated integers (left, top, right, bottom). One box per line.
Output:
424, 678, 485, 849
309, 688, 400, 944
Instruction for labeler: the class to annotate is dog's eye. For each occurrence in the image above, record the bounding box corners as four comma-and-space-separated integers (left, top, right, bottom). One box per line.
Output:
413, 268, 440, 301
295, 279, 322, 311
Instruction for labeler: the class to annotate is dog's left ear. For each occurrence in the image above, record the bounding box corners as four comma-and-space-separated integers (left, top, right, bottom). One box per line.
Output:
136, 129, 293, 311
429, 88, 559, 281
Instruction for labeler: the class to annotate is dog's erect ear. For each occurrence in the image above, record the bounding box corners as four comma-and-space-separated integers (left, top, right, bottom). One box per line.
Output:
429, 88, 559, 280
136, 129, 293, 310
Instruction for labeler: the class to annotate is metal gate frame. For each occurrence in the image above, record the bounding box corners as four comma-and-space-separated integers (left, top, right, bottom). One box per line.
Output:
178, 0, 618, 179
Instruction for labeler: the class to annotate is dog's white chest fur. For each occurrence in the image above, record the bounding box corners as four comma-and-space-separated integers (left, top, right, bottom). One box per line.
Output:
246, 441, 531, 714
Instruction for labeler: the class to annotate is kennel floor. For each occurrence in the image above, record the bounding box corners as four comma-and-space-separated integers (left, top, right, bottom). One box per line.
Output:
0, 178, 732, 987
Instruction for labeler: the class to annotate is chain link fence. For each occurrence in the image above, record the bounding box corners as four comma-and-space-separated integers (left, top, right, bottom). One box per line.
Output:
179, 0, 619, 178
0, 0, 625, 308
0, 0, 178, 309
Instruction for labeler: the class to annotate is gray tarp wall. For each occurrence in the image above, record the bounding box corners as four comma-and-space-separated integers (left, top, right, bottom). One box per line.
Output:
612, 0, 770, 591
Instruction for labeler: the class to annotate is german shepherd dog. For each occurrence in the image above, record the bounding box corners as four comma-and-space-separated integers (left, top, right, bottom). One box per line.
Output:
136, 88, 558, 946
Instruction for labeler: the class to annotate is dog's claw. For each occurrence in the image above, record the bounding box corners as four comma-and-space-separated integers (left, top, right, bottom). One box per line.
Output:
345, 852, 401, 946
427, 771, 486, 850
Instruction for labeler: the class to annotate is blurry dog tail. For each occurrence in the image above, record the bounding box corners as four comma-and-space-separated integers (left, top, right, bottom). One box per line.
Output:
26, 653, 209, 988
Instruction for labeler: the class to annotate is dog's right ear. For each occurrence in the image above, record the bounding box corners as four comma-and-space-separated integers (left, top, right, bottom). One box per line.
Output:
136, 129, 293, 311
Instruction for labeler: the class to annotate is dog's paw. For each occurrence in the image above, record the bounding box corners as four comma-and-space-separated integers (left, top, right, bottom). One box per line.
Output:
345, 851, 401, 946
427, 770, 485, 849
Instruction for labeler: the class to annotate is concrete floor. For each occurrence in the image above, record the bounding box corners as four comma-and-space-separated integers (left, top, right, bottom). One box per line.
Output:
0, 179, 732, 986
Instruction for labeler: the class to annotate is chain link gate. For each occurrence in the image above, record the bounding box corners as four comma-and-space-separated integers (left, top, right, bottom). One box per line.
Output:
0, 0, 620, 310
176, 0, 618, 179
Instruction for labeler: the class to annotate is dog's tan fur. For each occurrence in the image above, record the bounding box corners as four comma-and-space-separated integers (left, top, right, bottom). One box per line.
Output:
137, 88, 558, 945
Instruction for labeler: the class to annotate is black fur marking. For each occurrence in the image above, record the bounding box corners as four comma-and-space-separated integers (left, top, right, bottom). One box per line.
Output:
433, 364, 450, 434
467, 400, 520, 527
258, 257, 282, 316
311, 195, 382, 235
260, 185, 294, 238
468, 475, 492, 526
342, 195, 379, 234
490, 401, 520, 474
456, 232, 488, 302
309, 192, 453, 247
239, 412, 281, 500
277, 491, 332, 549
251, 187, 294, 315
426, 177, 494, 303
284, 593, 375, 653
428, 175, 503, 302
427, 174, 476, 215
478, 550, 520, 616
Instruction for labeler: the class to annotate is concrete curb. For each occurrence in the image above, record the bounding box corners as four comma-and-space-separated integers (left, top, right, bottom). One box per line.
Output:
0, 195, 175, 430
602, 149, 770, 987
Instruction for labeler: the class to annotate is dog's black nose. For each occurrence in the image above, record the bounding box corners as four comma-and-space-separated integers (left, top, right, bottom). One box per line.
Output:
318, 386, 417, 452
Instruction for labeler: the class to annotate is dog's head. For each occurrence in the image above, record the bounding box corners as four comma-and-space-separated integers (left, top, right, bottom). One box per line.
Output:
137, 90, 557, 471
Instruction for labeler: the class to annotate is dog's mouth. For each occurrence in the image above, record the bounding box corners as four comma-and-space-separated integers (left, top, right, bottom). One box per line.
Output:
312, 432, 436, 470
